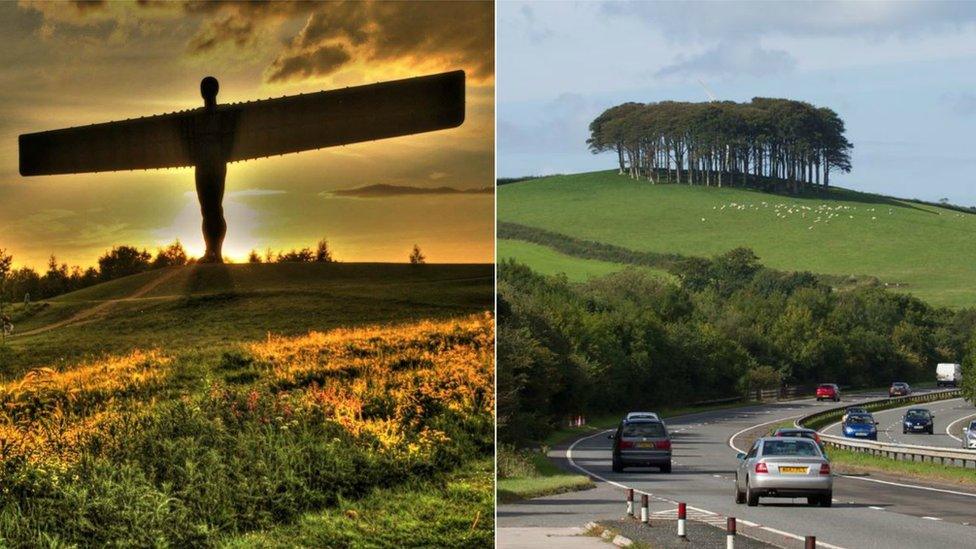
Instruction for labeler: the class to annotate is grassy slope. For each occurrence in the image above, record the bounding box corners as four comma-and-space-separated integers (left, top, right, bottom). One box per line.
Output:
0, 264, 493, 546
499, 239, 631, 281
498, 170, 976, 308
0, 262, 492, 378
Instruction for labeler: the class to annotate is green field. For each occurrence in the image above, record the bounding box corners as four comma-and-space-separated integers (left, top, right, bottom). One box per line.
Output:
498, 170, 976, 307
498, 239, 631, 281
0, 262, 493, 546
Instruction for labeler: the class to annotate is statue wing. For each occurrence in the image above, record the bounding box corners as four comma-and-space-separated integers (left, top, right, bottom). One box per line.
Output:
226, 70, 465, 162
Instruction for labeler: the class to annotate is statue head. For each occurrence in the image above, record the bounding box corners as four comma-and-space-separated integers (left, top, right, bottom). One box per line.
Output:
201, 76, 219, 109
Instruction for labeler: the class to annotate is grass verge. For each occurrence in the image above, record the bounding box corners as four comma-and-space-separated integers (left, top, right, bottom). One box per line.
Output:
828, 447, 976, 488
497, 449, 593, 503
220, 459, 493, 548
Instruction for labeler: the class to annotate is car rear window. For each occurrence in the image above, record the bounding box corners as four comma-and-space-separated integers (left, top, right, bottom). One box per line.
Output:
778, 430, 815, 440
818, 385, 833, 390
762, 439, 820, 457
621, 422, 666, 438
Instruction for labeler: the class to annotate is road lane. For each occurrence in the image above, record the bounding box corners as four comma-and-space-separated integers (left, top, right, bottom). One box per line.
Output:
822, 397, 976, 449
557, 394, 976, 549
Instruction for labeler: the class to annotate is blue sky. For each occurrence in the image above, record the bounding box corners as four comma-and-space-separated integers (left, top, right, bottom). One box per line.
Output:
498, 1, 976, 205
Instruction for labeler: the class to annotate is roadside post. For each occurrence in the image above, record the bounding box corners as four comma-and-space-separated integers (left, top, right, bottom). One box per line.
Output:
626, 488, 634, 517
640, 493, 649, 524
805, 536, 816, 548
677, 502, 687, 538
726, 517, 736, 549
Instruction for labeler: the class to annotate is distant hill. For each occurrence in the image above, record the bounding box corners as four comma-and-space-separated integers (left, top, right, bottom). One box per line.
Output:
331, 184, 492, 197
498, 170, 976, 308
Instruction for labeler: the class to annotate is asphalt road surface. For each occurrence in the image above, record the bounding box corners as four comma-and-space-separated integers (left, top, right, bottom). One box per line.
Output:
552, 391, 976, 549
822, 396, 976, 449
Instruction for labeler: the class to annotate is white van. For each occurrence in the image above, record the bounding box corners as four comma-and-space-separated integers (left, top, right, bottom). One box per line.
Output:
936, 363, 962, 387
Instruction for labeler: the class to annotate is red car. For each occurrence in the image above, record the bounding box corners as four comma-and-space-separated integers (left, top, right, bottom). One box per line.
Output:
816, 383, 840, 402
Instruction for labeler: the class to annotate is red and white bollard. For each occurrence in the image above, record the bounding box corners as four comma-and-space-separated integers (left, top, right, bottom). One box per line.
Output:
626, 488, 634, 517
640, 493, 649, 524
677, 502, 687, 538
805, 536, 816, 549
726, 517, 736, 549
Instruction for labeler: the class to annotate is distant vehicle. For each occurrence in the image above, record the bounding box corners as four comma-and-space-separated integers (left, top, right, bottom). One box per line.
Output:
625, 411, 660, 421
962, 420, 976, 449
937, 363, 962, 388
842, 406, 867, 423
902, 408, 934, 435
609, 418, 672, 473
772, 427, 822, 447
816, 384, 840, 402
842, 413, 878, 440
889, 382, 911, 397
734, 437, 832, 507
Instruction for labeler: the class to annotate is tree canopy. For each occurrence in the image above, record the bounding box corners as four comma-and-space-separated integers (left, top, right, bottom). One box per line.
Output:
588, 98, 853, 193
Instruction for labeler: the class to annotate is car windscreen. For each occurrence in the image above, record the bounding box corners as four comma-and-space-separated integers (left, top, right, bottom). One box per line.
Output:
621, 422, 666, 438
846, 415, 872, 425
906, 410, 930, 419
969, 421, 976, 431
846, 408, 865, 414
761, 439, 820, 457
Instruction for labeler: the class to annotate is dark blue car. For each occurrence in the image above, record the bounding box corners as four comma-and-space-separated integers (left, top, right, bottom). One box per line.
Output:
842, 413, 878, 440
902, 408, 934, 435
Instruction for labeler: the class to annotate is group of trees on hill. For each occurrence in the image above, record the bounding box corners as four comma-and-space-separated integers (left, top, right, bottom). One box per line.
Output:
0, 242, 189, 303
587, 98, 853, 193
498, 254, 976, 446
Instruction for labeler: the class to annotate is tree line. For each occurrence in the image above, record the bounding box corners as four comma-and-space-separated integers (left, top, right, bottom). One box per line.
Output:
587, 98, 853, 194
0, 239, 339, 303
498, 253, 976, 446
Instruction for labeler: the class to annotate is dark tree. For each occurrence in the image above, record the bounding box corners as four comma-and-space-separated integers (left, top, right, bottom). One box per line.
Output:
98, 246, 152, 281
409, 244, 426, 264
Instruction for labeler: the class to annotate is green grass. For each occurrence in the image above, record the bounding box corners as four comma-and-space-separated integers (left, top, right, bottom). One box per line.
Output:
220, 459, 493, 548
0, 262, 492, 379
498, 239, 633, 281
496, 449, 593, 503
829, 447, 976, 487
499, 170, 976, 307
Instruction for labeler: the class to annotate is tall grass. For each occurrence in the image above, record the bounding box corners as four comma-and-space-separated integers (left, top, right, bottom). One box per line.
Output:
0, 314, 493, 547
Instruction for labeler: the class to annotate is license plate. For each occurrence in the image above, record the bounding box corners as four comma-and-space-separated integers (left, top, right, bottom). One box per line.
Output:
637, 442, 654, 448
855, 432, 866, 436
779, 466, 808, 474
913, 426, 924, 430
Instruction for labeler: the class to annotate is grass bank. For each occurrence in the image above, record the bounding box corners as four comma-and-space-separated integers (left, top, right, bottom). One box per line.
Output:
829, 447, 976, 488
496, 448, 593, 503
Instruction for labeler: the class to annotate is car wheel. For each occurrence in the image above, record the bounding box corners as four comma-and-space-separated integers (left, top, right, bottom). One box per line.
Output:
903, 428, 907, 434
660, 462, 672, 474
746, 480, 759, 507
612, 456, 623, 473
819, 492, 833, 507
734, 475, 746, 504
929, 428, 934, 435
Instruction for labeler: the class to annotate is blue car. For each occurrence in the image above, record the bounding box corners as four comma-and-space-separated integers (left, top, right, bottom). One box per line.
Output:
902, 408, 934, 435
842, 413, 878, 440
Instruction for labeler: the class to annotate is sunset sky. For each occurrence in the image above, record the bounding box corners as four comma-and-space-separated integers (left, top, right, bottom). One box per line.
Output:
0, 1, 494, 270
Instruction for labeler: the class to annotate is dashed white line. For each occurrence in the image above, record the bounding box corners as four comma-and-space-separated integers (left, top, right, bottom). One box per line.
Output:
922, 516, 943, 521
869, 506, 885, 511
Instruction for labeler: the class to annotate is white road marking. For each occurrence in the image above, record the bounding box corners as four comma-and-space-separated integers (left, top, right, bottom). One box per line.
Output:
945, 410, 976, 443
837, 474, 976, 498
869, 506, 885, 511
922, 516, 943, 521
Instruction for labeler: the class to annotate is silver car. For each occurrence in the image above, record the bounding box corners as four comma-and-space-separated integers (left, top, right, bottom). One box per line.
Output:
734, 437, 833, 507
963, 420, 976, 449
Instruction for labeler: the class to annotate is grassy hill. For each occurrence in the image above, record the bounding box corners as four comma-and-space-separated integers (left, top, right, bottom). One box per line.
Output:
498, 170, 976, 308
2, 262, 492, 377
0, 262, 493, 546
